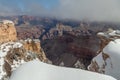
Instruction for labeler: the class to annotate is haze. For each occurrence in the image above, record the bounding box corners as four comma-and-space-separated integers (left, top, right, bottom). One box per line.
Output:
0, 0, 120, 22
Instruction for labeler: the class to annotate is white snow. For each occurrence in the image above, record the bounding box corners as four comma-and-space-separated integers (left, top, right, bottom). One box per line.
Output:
11, 59, 26, 71
88, 52, 105, 73
0, 42, 23, 80
103, 39, 120, 80
2, 20, 14, 25
97, 32, 106, 36
0, 42, 23, 57
89, 39, 120, 80
93, 53, 105, 67
0, 57, 6, 79
9, 60, 116, 80
97, 30, 120, 39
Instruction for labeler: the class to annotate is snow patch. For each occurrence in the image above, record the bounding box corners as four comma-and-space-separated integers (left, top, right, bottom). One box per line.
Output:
0, 42, 23, 80
89, 38, 120, 80
9, 60, 116, 80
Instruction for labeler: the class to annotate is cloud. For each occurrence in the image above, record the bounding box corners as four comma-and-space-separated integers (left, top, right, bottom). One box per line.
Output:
0, 0, 120, 22
0, 0, 23, 16
53, 0, 120, 22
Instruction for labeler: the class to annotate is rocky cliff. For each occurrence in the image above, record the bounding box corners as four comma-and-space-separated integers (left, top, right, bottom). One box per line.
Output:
88, 29, 120, 80
0, 20, 17, 43
0, 20, 49, 80
0, 39, 49, 80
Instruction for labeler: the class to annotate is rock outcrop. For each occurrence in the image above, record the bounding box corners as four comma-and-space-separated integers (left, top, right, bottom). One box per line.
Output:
96, 28, 120, 53
0, 39, 48, 80
22, 39, 47, 62
0, 20, 49, 80
88, 29, 120, 80
0, 20, 17, 43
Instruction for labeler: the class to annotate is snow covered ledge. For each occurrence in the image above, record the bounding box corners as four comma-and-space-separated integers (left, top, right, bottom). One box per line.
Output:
88, 29, 120, 80
97, 28, 120, 53
9, 60, 116, 80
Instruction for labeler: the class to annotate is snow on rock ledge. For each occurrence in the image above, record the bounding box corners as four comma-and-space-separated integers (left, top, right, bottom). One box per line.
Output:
9, 60, 116, 80
2, 20, 14, 25
0, 39, 48, 80
88, 29, 120, 80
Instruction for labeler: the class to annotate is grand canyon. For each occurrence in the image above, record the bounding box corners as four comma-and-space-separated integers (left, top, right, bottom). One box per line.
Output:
0, 15, 119, 80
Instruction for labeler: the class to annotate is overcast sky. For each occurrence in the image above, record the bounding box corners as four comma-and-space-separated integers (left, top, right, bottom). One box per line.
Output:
0, 0, 120, 22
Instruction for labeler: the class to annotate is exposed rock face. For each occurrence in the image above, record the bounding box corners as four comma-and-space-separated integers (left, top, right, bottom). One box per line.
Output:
22, 39, 47, 62
88, 29, 120, 80
0, 20, 17, 43
42, 34, 97, 69
0, 20, 50, 80
0, 39, 48, 80
23, 39, 41, 54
